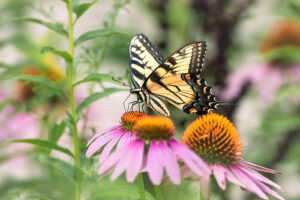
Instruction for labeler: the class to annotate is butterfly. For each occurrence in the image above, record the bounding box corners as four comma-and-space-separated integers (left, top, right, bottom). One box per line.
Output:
128, 33, 221, 116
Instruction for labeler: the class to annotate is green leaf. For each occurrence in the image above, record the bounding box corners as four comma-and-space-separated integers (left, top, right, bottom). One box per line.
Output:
73, 73, 123, 87
12, 18, 68, 37
74, 0, 99, 19
0, 97, 13, 113
38, 155, 84, 182
87, 185, 155, 200
5, 139, 73, 157
49, 121, 66, 143
6, 76, 66, 97
74, 29, 125, 46
76, 88, 126, 114
41, 46, 73, 63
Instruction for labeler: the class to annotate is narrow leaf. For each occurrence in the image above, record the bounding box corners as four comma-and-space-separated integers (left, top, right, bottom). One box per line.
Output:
5, 139, 73, 157
0, 97, 13, 113
74, 29, 124, 46
38, 155, 84, 182
10, 76, 66, 97
12, 18, 68, 37
73, 73, 123, 87
76, 88, 126, 114
41, 46, 73, 63
74, 0, 99, 19
87, 185, 155, 200
49, 121, 66, 143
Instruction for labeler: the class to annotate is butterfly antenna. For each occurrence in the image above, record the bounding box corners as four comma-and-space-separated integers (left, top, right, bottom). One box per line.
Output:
112, 77, 130, 88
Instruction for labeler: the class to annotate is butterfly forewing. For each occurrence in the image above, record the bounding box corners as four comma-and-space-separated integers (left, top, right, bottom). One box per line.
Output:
129, 34, 164, 88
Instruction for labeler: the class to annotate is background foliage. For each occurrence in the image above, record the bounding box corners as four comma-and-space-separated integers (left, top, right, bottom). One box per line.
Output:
0, 0, 300, 199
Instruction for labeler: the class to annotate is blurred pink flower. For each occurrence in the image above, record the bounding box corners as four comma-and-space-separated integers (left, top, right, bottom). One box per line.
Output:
222, 64, 300, 102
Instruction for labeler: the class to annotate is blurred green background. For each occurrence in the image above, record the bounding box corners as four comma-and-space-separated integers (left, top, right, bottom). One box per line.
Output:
0, 0, 300, 199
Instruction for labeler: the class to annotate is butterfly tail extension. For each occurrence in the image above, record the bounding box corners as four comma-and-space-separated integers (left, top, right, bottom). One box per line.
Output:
181, 73, 222, 115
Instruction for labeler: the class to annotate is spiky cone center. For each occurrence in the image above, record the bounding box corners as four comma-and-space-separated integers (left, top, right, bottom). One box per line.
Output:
120, 111, 148, 131
182, 113, 243, 166
133, 116, 175, 140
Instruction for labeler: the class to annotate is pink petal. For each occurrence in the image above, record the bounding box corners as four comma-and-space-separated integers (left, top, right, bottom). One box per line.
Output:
160, 140, 181, 184
213, 164, 227, 190
224, 167, 244, 188
231, 165, 268, 199
99, 132, 123, 164
255, 180, 285, 200
110, 146, 135, 181
241, 160, 281, 174
147, 141, 164, 185
200, 173, 211, 199
98, 141, 135, 175
126, 140, 145, 182
238, 164, 283, 191
87, 125, 121, 146
169, 139, 210, 177
86, 130, 122, 158
116, 131, 132, 150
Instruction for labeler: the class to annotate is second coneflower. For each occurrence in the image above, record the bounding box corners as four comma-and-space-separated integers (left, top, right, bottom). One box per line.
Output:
182, 113, 285, 200
97, 116, 211, 185
86, 111, 148, 163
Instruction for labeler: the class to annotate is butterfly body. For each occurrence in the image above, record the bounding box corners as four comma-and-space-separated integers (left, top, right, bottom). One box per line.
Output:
129, 34, 220, 116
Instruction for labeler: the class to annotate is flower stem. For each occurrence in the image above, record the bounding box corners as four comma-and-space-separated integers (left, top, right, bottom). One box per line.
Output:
154, 185, 163, 200
137, 174, 146, 200
67, 1, 81, 200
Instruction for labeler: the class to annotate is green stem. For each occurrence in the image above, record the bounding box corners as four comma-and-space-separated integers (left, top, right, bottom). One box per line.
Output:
137, 174, 146, 200
67, 1, 81, 200
154, 185, 163, 200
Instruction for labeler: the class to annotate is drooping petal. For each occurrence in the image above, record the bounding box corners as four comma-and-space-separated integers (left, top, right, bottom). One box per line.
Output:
160, 140, 181, 184
110, 143, 137, 181
126, 140, 145, 182
241, 160, 281, 174
86, 129, 123, 158
200, 173, 211, 199
98, 141, 135, 175
213, 164, 227, 190
99, 131, 123, 164
147, 140, 164, 185
169, 139, 210, 177
224, 166, 244, 188
255, 179, 285, 200
87, 125, 121, 145
116, 131, 132, 150
238, 164, 283, 191
231, 165, 268, 200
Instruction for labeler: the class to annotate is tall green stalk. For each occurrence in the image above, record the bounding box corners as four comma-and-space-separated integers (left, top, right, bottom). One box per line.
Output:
67, 0, 81, 199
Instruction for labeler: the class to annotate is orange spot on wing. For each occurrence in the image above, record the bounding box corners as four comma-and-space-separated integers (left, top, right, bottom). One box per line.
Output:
185, 74, 191, 80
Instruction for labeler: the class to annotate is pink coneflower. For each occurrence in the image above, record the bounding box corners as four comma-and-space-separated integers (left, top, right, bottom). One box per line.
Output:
182, 113, 285, 200
86, 111, 148, 164
96, 116, 211, 185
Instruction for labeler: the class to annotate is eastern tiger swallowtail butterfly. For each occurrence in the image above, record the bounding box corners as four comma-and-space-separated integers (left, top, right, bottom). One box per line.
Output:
128, 33, 221, 116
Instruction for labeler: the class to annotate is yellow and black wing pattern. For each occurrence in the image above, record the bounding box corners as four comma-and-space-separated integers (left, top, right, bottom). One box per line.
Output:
129, 33, 221, 116
129, 34, 164, 89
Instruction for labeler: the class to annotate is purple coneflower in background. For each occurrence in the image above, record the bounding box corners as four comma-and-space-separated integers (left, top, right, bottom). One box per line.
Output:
96, 116, 211, 185
182, 113, 285, 200
222, 18, 300, 102
86, 111, 148, 164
